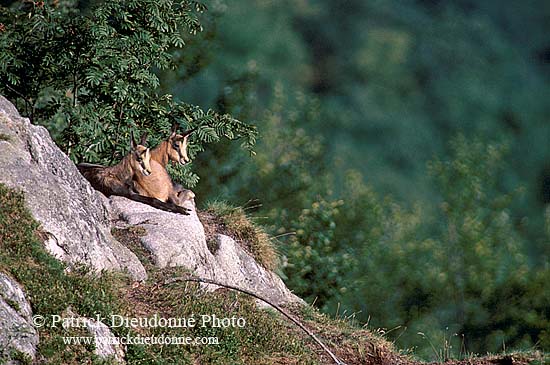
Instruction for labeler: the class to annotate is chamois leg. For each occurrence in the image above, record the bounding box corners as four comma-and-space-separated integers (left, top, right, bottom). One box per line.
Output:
104, 182, 190, 215
127, 192, 190, 215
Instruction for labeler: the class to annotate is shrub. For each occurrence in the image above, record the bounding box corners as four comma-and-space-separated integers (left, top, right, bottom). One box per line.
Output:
0, 0, 256, 187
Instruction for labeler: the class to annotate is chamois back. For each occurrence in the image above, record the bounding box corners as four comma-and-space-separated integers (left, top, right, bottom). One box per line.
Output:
77, 140, 152, 198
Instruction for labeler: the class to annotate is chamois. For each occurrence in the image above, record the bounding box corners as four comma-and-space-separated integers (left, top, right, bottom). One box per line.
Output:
77, 133, 189, 215
150, 125, 194, 167
132, 126, 196, 208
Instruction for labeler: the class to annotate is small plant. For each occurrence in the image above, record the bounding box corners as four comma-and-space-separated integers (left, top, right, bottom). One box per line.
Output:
8, 350, 32, 365
111, 226, 153, 269
281, 198, 355, 312
417, 329, 458, 363
4, 297, 20, 312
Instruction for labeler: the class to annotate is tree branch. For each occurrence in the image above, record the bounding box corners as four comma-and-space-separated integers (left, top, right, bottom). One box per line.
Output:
163, 275, 347, 365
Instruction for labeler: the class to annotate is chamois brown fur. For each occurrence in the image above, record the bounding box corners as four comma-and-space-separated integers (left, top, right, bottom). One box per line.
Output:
78, 140, 151, 197
133, 159, 173, 202
150, 129, 191, 167
77, 134, 189, 215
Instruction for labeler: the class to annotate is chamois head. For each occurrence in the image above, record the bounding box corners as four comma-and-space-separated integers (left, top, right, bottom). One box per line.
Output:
167, 124, 194, 166
130, 132, 152, 176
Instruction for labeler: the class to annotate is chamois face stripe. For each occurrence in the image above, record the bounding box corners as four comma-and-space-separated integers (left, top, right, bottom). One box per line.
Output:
178, 135, 190, 165
168, 134, 191, 165
142, 148, 152, 175
133, 145, 152, 176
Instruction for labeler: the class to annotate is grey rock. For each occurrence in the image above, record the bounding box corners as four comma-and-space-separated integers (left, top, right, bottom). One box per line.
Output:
111, 196, 303, 305
211, 234, 302, 305
0, 95, 147, 281
0, 272, 38, 364
85, 319, 125, 363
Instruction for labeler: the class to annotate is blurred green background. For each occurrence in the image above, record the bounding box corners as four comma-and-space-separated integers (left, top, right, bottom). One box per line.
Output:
165, 0, 550, 359
2, 0, 550, 360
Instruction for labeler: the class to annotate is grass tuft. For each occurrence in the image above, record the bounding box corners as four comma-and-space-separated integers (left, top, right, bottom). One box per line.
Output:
200, 200, 279, 271
112, 226, 153, 269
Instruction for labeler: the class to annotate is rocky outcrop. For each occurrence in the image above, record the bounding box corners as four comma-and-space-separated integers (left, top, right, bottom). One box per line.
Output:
0, 94, 301, 304
0, 272, 38, 364
0, 96, 146, 281
111, 196, 303, 306
0, 94, 302, 363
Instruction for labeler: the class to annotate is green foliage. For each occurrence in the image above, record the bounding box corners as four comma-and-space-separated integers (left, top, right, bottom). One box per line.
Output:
281, 199, 356, 312
193, 83, 326, 211
167, 1, 550, 359
340, 137, 543, 359
424, 137, 530, 356
0, 0, 256, 187
428, 136, 529, 316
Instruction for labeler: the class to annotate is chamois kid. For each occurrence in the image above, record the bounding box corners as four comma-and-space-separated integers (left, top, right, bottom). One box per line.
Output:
77, 133, 189, 215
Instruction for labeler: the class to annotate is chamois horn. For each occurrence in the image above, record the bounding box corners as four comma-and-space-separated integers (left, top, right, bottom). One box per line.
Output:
130, 131, 138, 150
182, 128, 197, 137
140, 131, 148, 146
170, 122, 179, 136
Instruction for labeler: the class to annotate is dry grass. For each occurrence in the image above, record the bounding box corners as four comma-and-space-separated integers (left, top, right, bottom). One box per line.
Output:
199, 200, 279, 271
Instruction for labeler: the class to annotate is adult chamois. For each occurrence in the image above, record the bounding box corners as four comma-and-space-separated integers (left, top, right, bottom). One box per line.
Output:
77, 133, 189, 215
132, 125, 196, 208
150, 125, 194, 167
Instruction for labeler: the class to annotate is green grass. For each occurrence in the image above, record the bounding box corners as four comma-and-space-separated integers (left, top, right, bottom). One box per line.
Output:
0, 183, 127, 364
201, 200, 279, 271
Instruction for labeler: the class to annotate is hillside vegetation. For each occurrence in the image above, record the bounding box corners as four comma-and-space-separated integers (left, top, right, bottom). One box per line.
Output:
2, 184, 548, 364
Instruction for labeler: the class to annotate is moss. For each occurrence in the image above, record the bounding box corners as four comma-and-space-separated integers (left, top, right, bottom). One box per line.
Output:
5, 297, 21, 312
201, 200, 279, 271
0, 184, 128, 364
8, 349, 32, 365
0, 133, 11, 142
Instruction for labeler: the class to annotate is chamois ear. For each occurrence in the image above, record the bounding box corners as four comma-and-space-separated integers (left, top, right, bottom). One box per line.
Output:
130, 131, 138, 151
140, 131, 148, 146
